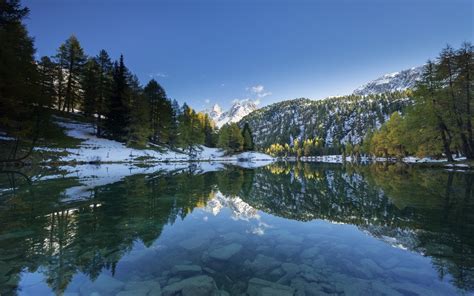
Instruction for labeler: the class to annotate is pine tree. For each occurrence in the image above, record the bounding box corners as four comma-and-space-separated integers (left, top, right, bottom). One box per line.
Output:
217, 124, 230, 150
204, 114, 216, 147
94, 49, 113, 136
128, 75, 150, 147
241, 122, 254, 151
144, 79, 172, 144
177, 103, 193, 151
0, 0, 43, 161
455, 43, 473, 158
55, 35, 86, 112
82, 58, 99, 118
105, 55, 131, 141
218, 123, 244, 152
418, 60, 454, 160
191, 112, 206, 145
169, 99, 180, 146
37, 56, 57, 108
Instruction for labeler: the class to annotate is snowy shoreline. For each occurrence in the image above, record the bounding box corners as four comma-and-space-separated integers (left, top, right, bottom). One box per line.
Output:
4, 117, 471, 170
274, 155, 472, 169
26, 117, 276, 165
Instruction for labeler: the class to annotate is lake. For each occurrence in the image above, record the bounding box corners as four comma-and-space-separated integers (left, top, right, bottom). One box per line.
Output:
0, 162, 472, 295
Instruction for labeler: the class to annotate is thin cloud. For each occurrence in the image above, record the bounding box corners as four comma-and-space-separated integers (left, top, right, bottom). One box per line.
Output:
148, 72, 168, 78
232, 98, 260, 105
249, 84, 272, 98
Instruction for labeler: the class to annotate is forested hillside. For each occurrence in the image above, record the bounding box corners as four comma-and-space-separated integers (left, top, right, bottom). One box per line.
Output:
241, 92, 411, 155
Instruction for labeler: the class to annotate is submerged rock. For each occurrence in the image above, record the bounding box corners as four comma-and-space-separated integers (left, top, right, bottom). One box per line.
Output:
220, 232, 246, 242
162, 275, 218, 296
247, 278, 294, 296
360, 258, 384, 275
300, 247, 320, 259
171, 264, 202, 277
378, 257, 400, 269
217, 290, 230, 296
208, 243, 242, 260
79, 274, 125, 295
247, 254, 281, 273
281, 263, 300, 275
119, 280, 160, 295
274, 244, 301, 257
179, 231, 215, 251
330, 274, 372, 296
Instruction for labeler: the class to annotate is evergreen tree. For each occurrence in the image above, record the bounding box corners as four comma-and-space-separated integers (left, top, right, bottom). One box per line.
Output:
455, 43, 473, 158
144, 79, 172, 144
190, 111, 205, 146
177, 103, 194, 151
94, 49, 113, 136
55, 35, 86, 112
168, 99, 180, 146
415, 60, 454, 160
0, 0, 43, 161
218, 123, 244, 152
176, 104, 207, 152
105, 55, 131, 141
217, 124, 230, 150
82, 58, 99, 118
128, 75, 150, 147
204, 114, 216, 147
37, 56, 57, 108
241, 122, 254, 151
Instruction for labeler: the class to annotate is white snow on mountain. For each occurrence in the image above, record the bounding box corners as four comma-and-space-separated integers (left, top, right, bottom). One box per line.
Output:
204, 100, 258, 128
353, 66, 424, 96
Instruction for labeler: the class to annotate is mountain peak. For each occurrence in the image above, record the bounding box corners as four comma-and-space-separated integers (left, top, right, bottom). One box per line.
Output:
212, 104, 222, 114
353, 65, 424, 96
203, 100, 258, 128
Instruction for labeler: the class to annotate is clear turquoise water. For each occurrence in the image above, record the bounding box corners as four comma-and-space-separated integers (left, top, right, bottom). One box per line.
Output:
0, 162, 472, 295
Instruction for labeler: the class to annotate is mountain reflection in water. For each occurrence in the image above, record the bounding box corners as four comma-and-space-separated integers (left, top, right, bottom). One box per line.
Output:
0, 162, 472, 295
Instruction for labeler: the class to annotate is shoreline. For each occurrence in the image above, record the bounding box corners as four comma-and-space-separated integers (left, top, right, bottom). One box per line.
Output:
2, 156, 471, 171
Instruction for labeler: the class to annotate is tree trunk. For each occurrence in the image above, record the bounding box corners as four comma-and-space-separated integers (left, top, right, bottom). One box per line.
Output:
465, 62, 473, 157
447, 56, 473, 159
439, 122, 454, 162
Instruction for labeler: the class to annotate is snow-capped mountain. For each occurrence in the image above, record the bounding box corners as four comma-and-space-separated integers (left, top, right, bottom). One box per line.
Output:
353, 66, 424, 96
204, 100, 258, 128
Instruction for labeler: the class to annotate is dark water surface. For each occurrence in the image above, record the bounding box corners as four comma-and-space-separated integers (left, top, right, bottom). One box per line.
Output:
0, 162, 473, 295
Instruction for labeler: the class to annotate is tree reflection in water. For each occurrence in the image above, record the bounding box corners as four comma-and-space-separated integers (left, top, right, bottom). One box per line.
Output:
0, 163, 472, 294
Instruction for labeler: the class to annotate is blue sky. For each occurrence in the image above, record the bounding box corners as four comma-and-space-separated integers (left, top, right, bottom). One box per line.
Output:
24, 0, 472, 110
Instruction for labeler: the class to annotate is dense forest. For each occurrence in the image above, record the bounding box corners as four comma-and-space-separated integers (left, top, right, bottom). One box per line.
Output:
0, 0, 254, 162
